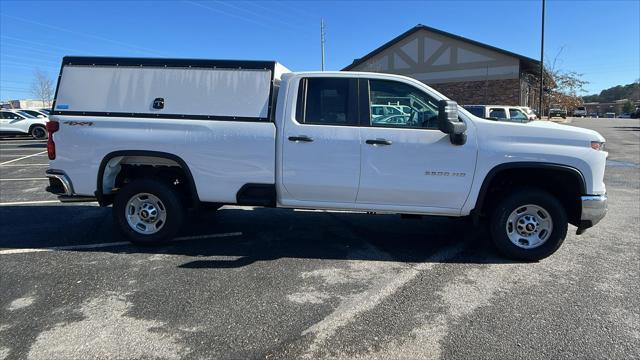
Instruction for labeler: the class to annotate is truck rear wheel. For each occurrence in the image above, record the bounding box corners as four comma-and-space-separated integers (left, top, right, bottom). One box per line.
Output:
113, 179, 184, 245
489, 188, 568, 261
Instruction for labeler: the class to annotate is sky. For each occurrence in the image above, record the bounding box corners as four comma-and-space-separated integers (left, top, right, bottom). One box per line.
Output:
1, 0, 638, 100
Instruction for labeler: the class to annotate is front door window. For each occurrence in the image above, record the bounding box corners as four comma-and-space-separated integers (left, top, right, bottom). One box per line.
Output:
368, 80, 440, 129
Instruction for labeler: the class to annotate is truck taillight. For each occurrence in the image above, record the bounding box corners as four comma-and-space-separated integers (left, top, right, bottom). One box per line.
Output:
46, 121, 59, 160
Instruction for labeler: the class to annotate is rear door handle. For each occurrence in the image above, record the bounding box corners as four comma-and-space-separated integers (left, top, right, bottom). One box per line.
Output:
288, 135, 314, 143
365, 139, 392, 146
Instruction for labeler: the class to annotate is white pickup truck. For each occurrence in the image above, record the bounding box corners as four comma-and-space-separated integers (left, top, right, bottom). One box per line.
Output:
45, 57, 607, 260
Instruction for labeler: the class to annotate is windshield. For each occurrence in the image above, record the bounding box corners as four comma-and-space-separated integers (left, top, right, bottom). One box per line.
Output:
21, 110, 45, 118
17, 111, 37, 118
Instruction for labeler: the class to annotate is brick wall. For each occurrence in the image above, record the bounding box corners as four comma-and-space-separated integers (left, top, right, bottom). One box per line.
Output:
428, 78, 521, 106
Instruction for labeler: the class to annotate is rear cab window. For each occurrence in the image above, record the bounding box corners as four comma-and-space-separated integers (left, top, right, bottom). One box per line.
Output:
295, 77, 357, 126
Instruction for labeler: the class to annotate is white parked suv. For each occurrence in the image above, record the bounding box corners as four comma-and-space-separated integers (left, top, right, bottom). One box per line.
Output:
0, 109, 48, 139
45, 57, 608, 261
463, 105, 531, 123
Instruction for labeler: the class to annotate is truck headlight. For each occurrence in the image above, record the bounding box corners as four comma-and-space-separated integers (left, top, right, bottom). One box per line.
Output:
590, 141, 605, 151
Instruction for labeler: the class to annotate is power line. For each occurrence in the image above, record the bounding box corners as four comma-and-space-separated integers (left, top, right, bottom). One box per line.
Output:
0, 35, 87, 54
211, 0, 312, 35
0, 80, 29, 85
1, 54, 59, 67
240, 1, 311, 27
0, 62, 57, 71
0, 86, 30, 91
271, 0, 318, 19
1, 59, 56, 68
0, 87, 32, 93
183, 1, 281, 31
0, 43, 62, 58
1, 14, 166, 56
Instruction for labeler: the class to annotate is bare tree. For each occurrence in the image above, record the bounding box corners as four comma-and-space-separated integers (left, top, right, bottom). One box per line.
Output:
31, 70, 54, 107
540, 47, 589, 115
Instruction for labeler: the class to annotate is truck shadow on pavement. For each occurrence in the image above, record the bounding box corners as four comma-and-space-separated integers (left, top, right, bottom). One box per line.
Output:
0, 205, 516, 266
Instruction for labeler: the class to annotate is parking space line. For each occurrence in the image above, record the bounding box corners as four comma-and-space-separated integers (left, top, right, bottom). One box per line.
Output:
0, 164, 49, 167
0, 139, 46, 143
0, 200, 61, 206
0, 178, 47, 181
0, 149, 47, 152
173, 232, 243, 241
0, 151, 47, 165
0, 232, 243, 255
0, 154, 47, 158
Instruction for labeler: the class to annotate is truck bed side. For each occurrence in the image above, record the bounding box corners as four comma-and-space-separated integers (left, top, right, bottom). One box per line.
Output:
50, 116, 276, 203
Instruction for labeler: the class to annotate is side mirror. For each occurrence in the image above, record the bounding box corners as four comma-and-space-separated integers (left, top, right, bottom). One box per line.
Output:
437, 100, 467, 145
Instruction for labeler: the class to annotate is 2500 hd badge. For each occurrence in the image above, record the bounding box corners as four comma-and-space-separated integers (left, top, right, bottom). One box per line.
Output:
425, 171, 466, 177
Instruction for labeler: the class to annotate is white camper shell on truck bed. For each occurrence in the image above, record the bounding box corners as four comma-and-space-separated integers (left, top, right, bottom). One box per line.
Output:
46, 56, 608, 261
53, 57, 291, 120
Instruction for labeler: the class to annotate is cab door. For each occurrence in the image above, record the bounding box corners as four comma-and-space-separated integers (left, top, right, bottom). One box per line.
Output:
280, 77, 361, 206
356, 78, 476, 213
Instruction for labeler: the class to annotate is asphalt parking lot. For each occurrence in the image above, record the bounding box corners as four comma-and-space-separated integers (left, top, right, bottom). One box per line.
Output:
1, 118, 639, 359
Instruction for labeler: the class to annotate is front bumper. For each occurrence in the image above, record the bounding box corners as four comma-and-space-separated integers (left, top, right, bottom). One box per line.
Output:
577, 194, 607, 234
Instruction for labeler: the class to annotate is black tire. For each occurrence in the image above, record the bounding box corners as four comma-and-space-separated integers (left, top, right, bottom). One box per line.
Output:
113, 179, 184, 245
30, 125, 47, 140
489, 188, 568, 261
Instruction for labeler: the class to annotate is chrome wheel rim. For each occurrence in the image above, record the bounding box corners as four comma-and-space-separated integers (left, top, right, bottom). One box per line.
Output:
506, 204, 553, 249
125, 193, 167, 235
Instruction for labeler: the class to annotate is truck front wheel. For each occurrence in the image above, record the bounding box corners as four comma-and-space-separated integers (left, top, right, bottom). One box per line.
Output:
113, 179, 184, 245
490, 188, 568, 261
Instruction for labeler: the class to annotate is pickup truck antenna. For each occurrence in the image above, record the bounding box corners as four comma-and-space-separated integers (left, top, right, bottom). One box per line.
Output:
320, 18, 326, 71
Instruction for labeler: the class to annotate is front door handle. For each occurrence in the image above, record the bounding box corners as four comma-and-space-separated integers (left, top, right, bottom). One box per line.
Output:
288, 135, 314, 143
366, 138, 392, 146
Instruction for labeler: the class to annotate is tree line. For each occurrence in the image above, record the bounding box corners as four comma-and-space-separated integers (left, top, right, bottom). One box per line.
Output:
582, 81, 640, 103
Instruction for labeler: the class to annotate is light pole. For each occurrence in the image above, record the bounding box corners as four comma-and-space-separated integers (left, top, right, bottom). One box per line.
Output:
539, 0, 545, 117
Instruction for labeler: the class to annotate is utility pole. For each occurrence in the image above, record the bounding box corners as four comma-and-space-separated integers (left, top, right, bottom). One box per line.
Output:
539, 0, 545, 117
320, 18, 325, 71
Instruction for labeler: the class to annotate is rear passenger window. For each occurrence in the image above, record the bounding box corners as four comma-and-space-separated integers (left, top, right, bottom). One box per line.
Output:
296, 78, 356, 126
489, 108, 507, 119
